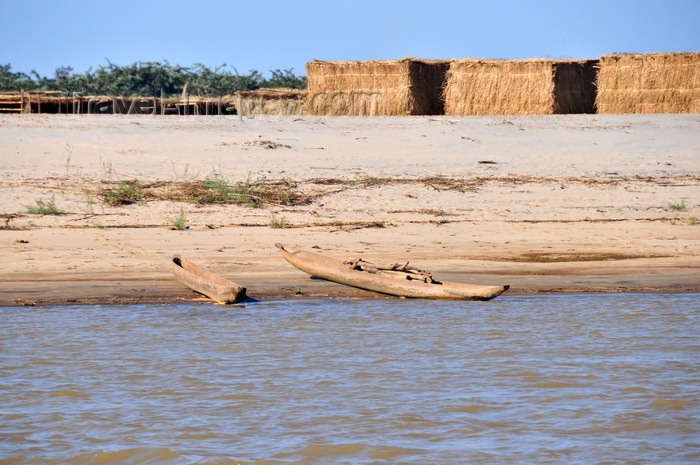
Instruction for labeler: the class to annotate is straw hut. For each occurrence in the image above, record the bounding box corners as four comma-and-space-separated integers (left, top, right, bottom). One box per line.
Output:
305, 58, 449, 116
444, 59, 598, 115
595, 53, 700, 113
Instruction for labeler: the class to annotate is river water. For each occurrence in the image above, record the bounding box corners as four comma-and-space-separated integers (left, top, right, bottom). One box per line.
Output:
1, 293, 698, 464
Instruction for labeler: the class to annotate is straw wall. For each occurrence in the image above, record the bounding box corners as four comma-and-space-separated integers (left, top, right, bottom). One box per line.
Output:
595, 53, 700, 113
236, 88, 307, 115
305, 59, 449, 116
444, 59, 597, 115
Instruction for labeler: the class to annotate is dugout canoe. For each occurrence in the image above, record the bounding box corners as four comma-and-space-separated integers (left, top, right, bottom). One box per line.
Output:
275, 244, 508, 300
172, 256, 246, 304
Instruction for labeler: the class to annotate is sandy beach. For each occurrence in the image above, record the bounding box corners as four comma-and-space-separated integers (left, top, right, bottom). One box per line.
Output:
1, 113, 698, 305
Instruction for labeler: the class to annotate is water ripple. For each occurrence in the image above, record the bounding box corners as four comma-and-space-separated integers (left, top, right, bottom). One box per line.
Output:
1, 293, 698, 464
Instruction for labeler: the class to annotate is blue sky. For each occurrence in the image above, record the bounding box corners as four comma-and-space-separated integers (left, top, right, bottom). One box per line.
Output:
1, 0, 698, 77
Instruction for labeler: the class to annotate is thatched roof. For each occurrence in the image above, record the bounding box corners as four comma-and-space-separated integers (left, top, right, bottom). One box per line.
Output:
306, 58, 449, 115
444, 58, 598, 115
595, 52, 700, 113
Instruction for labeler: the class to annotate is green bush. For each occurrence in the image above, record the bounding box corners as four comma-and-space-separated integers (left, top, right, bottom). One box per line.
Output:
0, 61, 306, 96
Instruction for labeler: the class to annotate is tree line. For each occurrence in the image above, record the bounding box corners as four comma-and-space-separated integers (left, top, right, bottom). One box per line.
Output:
0, 61, 307, 96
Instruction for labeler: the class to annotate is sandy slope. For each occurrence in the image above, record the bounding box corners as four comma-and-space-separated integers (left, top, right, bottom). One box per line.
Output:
1, 114, 698, 305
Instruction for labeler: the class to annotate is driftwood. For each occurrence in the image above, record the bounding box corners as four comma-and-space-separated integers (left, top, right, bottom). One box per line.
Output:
276, 243, 509, 300
172, 256, 246, 304
344, 258, 438, 283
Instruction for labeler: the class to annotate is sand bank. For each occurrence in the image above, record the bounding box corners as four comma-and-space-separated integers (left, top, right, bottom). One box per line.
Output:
1, 114, 698, 305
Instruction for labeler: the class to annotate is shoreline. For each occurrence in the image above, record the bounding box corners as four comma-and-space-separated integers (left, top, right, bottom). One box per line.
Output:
3, 240, 698, 306
1, 114, 698, 306
5, 277, 700, 308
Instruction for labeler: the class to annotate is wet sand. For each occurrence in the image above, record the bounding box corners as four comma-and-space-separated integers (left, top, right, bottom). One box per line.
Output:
1, 114, 698, 305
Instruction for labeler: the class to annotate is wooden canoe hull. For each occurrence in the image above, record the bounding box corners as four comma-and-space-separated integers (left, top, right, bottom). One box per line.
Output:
276, 244, 508, 301
172, 256, 246, 304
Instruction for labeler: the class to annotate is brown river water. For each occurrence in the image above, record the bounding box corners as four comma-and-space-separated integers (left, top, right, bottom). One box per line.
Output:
1, 293, 698, 464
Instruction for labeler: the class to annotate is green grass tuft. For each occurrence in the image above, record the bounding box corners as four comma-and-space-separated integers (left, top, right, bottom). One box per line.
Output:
269, 212, 287, 229
186, 174, 299, 208
667, 202, 686, 211
168, 207, 188, 230
103, 181, 144, 206
25, 197, 62, 215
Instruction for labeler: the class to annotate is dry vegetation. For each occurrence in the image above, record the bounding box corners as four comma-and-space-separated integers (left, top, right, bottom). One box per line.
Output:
595, 52, 700, 114
99, 177, 311, 208
306, 59, 449, 115
2, 170, 698, 233
94, 173, 699, 209
444, 59, 598, 115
